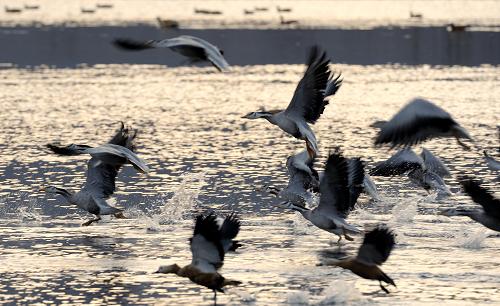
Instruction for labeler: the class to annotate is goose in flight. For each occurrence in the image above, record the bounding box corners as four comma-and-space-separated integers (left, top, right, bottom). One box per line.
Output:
242, 46, 342, 156
370, 148, 451, 195
113, 35, 229, 72
41, 124, 149, 226
374, 98, 473, 150
262, 148, 319, 206
284, 150, 365, 242
319, 225, 396, 293
155, 213, 242, 305
440, 177, 500, 232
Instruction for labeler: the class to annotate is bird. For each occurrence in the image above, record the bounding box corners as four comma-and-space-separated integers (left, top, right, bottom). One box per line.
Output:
242, 46, 342, 156
155, 213, 242, 305
262, 148, 319, 206
483, 151, 500, 171
24, 4, 40, 10
440, 177, 500, 232
113, 35, 229, 72
318, 225, 396, 293
5, 6, 22, 13
283, 150, 365, 242
370, 148, 451, 195
41, 123, 149, 226
156, 17, 179, 30
447, 24, 469, 32
96, 3, 113, 9
80, 8, 96, 14
374, 98, 473, 150
276, 6, 292, 13
280, 15, 299, 25
243, 9, 254, 15
254, 7, 268, 12
409, 11, 423, 19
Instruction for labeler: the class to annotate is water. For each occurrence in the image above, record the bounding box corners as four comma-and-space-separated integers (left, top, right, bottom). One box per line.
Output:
0, 62, 499, 305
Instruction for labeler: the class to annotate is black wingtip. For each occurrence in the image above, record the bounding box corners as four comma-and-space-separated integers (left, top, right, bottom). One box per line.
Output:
113, 39, 153, 51
363, 225, 396, 261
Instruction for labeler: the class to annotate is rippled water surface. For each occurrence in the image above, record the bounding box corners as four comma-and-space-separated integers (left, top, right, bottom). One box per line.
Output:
0, 64, 499, 305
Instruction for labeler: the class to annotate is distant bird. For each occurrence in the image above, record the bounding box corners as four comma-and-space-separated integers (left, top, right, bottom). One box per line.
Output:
5, 6, 22, 13
242, 46, 342, 156
81, 8, 96, 14
370, 148, 451, 195
280, 15, 298, 25
374, 98, 473, 149
41, 123, 149, 226
24, 4, 40, 10
113, 35, 229, 72
441, 177, 500, 232
155, 213, 242, 305
262, 149, 319, 206
483, 151, 500, 171
277, 6, 292, 13
243, 9, 254, 15
96, 3, 113, 9
285, 150, 365, 242
194, 8, 222, 15
447, 24, 469, 32
156, 17, 179, 29
409, 11, 423, 19
254, 7, 268, 12
319, 225, 396, 293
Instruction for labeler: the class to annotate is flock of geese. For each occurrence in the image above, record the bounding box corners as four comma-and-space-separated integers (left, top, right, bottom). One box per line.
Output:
37, 34, 499, 304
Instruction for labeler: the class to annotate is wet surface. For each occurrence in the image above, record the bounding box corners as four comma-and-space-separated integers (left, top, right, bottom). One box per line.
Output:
0, 64, 499, 304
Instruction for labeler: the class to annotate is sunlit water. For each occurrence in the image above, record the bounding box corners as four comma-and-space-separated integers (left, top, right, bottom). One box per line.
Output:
0, 64, 499, 305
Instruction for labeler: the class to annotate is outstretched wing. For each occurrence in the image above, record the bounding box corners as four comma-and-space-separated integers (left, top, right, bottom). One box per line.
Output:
316, 151, 352, 219
285, 46, 341, 124
420, 148, 450, 177
46, 143, 92, 156
374, 98, 464, 148
460, 177, 500, 218
347, 158, 365, 207
370, 148, 423, 176
220, 213, 241, 252
356, 225, 395, 266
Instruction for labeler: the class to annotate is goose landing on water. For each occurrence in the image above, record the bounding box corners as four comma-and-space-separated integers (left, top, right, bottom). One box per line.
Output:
41, 124, 149, 226
319, 225, 397, 293
242, 45, 342, 156
113, 35, 229, 72
155, 213, 242, 305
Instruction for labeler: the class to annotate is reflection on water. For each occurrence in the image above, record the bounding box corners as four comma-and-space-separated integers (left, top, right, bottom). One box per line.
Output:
0, 64, 499, 304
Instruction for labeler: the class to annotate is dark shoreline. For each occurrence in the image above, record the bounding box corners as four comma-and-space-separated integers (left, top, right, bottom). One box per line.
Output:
1, 25, 500, 67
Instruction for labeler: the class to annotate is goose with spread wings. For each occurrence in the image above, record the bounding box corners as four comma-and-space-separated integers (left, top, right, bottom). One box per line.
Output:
155, 213, 242, 305
113, 35, 229, 72
41, 123, 149, 226
370, 147, 451, 195
441, 177, 500, 232
319, 225, 396, 293
374, 98, 473, 150
284, 150, 364, 242
242, 46, 342, 156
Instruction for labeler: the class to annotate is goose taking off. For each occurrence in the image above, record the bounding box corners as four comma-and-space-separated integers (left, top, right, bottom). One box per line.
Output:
370, 148, 451, 195
440, 177, 500, 232
374, 98, 473, 150
113, 35, 229, 72
242, 46, 342, 156
263, 148, 319, 206
155, 213, 242, 305
285, 150, 364, 242
319, 225, 396, 293
41, 124, 149, 226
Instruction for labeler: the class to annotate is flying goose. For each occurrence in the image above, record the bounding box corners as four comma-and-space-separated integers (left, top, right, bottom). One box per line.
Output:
41, 124, 149, 226
155, 213, 242, 305
319, 225, 396, 293
374, 98, 473, 150
113, 35, 229, 72
440, 177, 500, 232
242, 46, 342, 156
370, 148, 451, 195
284, 150, 364, 242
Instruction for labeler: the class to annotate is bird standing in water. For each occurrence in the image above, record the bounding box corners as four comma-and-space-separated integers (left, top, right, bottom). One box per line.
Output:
155, 213, 242, 305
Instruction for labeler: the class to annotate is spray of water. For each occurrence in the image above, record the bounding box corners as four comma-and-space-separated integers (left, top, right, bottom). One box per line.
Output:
453, 227, 489, 249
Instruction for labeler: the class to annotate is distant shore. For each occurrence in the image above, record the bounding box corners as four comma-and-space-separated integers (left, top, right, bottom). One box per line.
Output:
1, 25, 500, 67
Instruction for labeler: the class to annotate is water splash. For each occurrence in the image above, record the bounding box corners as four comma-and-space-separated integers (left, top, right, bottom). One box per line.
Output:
290, 212, 316, 235
454, 228, 489, 249
390, 200, 418, 224
316, 280, 369, 305
286, 291, 310, 305
135, 172, 206, 230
